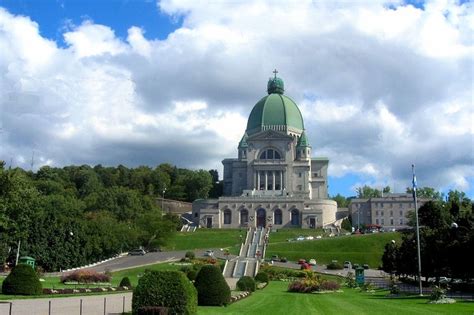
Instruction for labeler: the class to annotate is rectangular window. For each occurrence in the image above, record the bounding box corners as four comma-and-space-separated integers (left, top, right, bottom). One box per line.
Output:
259, 171, 265, 190
380, 203, 384, 208
298, 172, 302, 178
390, 210, 393, 216
381, 218, 385, 225
297, 185, 302, 191
400, 218, 403, 225
381, 211, 384, 216
399, 210, 403, 216
376, 219, 379, 225
275, 172, 281, 190
375, 210, 379, 216
390, 219, 394, 225
267, 172, 274, 190
194, 212, 198, 218
399, 203, 403, 208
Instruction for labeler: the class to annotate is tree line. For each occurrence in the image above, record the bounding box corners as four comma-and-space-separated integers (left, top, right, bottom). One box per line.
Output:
0, 162, 221, 271
382, 191, 473, 282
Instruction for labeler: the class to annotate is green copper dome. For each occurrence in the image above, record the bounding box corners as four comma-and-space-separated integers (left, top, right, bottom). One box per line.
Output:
246, 75, 304, 135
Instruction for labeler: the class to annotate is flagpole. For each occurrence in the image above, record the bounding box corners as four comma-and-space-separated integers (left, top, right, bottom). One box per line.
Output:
412, 164, 423, 296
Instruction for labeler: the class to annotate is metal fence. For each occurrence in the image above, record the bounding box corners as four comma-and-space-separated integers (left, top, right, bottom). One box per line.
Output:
365, 276, 474, 300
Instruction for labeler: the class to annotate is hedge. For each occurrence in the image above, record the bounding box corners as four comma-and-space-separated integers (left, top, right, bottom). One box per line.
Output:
255, 272, 269, 283
236, 276, 256, 292
2, 264, 42, 295
132, 270, 197, 315
194, 265, 230, 306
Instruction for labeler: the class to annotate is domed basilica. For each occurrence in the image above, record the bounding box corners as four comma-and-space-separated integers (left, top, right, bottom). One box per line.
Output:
192, 72, 338, 229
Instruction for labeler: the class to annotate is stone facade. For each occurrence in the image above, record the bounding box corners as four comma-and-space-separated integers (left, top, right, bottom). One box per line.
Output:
348, 193, 429, 230
192, 74, 338, 229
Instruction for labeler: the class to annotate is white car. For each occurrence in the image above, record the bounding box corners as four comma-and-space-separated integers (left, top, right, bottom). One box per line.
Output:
204, 250, 214, 257
296, 236, 305, 241
305, 236, 314, 240
316, 235, 322, 239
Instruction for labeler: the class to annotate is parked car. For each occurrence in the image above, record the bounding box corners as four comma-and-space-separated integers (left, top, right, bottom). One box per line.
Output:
298, 259, 306, 265
352, 263, 359, 269
128, 249, 146, 256
204, 250, 214, 257
280, 257, 288, 263
344, 261, 351, 268
363, 264, 369, 269
296, 236, 305, 241
305, 236, 314, 240
308, 259, 317, 266
300, 262, 312, 270
271, 255, 279, 261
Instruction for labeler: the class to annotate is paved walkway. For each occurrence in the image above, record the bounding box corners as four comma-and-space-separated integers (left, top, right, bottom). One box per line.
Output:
0, 293, 132, 315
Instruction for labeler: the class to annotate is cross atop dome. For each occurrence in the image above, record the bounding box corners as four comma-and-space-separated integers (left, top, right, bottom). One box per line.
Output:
267, 70, 284, 94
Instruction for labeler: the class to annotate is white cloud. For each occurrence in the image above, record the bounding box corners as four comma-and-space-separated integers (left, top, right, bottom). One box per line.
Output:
0, 1, 472, 195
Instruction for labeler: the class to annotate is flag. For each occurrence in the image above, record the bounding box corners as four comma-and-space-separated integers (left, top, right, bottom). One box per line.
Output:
412, 164, 417, 200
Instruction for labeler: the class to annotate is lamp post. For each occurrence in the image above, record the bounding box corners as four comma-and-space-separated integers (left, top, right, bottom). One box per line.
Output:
161, 187, 167, 216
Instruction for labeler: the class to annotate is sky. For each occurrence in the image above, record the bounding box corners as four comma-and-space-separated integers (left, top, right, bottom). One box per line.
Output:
0, 0, 472, 198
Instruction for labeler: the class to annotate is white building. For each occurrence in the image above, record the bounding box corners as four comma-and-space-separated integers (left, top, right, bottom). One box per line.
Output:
192, 73, 338, 228
348, 193, 429, 230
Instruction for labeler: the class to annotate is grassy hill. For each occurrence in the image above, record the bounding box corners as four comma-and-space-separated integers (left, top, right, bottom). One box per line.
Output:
165, 229, 245, 254
266, 231, 402, 268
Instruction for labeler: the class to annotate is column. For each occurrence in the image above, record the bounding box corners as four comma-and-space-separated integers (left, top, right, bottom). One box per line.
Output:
257, 171, 260, 190
265, 171, 268, 191
280, 171, 283, 190
272, 171, 276, 191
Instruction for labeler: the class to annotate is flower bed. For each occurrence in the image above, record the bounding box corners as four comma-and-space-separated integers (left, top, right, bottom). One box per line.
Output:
42, 286, 131, 295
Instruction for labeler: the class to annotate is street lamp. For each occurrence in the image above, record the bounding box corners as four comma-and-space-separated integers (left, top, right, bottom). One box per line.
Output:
161, 187, 167, 216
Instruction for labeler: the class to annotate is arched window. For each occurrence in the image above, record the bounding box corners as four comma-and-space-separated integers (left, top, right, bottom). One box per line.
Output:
291, 209, 300, 226
259, 149, 281, 160
240, 209, 249, 225
274, 209, 282, 225
224, 209, 232, 225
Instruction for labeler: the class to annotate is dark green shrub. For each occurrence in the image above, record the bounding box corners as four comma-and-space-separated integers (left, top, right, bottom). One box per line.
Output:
255, 272, 269, 283
236, 276, 256, 292
185, 251, 195, 260
194, 265, 230, 306
2, 264, 42, 295
137, 306, 169, 315
132, 270, 197, 315
186, 269, 198, 281
326, 262, 343, 270
119, 276, 132, 288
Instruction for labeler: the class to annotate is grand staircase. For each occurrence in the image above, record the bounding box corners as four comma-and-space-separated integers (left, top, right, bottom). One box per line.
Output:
223, 227, 269, 282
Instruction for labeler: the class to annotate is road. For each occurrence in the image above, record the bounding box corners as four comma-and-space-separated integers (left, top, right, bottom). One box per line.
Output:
0, 293, 132, 315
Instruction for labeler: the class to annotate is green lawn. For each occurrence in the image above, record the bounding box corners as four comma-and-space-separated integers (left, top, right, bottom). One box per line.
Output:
266, 231, 402, 267
198, 281, 474, 315
166, 229, 245, 254
0, 262, 181, 300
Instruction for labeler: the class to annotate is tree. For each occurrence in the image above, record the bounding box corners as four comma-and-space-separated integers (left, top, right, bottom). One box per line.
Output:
331, 193, 349, 207
355, 185, 390, 198
381, 241, 398, 277
406, 187, 443, 200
